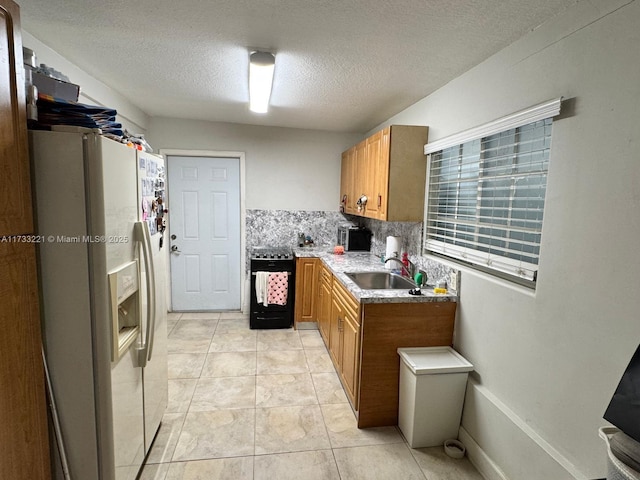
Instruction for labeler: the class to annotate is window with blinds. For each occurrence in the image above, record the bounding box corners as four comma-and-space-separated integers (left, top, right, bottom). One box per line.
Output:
425, 116, 554, 286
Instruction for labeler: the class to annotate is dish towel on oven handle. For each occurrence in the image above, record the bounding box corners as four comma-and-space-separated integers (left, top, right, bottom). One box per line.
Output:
255, 271, 269, 307
267, 272, 288, 306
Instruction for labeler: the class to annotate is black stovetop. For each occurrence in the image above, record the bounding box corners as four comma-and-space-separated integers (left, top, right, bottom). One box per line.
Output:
251, 246, 293, 260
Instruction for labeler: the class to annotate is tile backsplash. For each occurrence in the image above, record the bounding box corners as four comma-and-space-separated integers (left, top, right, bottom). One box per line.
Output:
245, 209, 454, 285
245, 209, 345, 251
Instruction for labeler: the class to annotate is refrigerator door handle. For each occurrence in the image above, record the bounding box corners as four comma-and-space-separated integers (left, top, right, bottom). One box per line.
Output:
134, 221, 156, 367
144, 223, 157, 361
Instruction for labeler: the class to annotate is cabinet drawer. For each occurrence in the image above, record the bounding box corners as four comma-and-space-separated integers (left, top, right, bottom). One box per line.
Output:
332, 279, 359, 323
320, 264, 333, 286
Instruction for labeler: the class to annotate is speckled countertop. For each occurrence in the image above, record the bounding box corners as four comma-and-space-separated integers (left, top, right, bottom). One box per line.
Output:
293, 248, 457, 304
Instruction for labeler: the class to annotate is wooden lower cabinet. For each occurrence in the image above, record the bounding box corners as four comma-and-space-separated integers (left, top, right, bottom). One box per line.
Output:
316, 263, 332, 342
357, 301, 456, 428
328, 278, 361, 408
340, 308, 360, 404
294, 257, 319, 326
314, 260, 457, 428
328, 295, 343, 367
317, 262, 361, 408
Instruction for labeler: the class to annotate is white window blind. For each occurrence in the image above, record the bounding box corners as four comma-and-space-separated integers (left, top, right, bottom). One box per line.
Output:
424, 99, 561, 285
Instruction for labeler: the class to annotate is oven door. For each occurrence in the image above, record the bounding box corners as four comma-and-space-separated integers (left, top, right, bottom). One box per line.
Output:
250, 259, 295, 329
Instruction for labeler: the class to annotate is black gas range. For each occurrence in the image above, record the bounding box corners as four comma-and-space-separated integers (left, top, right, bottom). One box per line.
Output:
249, 246, 295, 329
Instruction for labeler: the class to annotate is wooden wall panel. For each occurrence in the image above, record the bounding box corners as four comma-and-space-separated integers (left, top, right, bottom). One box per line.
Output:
0, 0, 32, 236
0, 1, 51, 478
358, 301, 456, 428
0, 242, 50, 479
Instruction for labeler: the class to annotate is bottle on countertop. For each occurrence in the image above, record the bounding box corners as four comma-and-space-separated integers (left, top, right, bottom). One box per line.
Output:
434, 280, 448, 294
401, 252, 409, 276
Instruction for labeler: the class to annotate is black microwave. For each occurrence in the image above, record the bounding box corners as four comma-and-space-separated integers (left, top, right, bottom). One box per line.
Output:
337, 227, 372, 251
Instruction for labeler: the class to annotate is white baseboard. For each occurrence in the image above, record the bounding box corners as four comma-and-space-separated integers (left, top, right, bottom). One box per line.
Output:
459, 427, 509, 480
459, 379, 589, 480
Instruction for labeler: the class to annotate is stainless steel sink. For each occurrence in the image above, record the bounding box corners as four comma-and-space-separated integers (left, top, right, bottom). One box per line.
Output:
345, 271, 416, 290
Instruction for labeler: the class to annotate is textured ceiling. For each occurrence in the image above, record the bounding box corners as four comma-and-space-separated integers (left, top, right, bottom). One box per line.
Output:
18, 0, 576, 133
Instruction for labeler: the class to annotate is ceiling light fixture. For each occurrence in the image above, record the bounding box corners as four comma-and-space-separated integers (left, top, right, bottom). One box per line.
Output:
249, 51, 275, 114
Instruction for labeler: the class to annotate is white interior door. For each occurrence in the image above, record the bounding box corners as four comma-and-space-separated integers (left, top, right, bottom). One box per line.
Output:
167, 156, 241, 311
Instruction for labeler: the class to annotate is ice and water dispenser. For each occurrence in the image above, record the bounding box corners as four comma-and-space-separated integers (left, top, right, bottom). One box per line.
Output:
108, 260, 140, 361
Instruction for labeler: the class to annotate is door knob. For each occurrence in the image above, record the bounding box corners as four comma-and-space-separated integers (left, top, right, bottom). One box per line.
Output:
171, 245, 181, 253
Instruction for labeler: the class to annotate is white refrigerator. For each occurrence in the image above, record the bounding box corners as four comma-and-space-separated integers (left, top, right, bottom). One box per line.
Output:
29, 129, 168, 480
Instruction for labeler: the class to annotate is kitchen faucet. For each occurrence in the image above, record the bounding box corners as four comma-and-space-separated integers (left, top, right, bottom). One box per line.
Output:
384, 256, 416, 279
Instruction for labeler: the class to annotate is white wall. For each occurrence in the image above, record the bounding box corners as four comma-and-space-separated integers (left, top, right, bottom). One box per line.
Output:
373, 0, 640, 478
147, 117, 361, 211
22, 31, 149, 133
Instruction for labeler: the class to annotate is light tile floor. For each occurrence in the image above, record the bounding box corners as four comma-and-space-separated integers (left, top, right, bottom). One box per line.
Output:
139, 312, 485, 480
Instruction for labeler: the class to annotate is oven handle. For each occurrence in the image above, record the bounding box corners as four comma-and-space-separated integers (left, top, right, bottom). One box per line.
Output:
251, 272, 293, 276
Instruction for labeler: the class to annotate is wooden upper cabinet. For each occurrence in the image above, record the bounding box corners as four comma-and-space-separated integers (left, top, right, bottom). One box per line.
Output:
363, 131, 382, 219
339, 125, 428, 222
353, 140, 367, 214
340, 146, 356, 215
385, 125, 429, 222
378, 127, 391, 219
0, 0, 33, 236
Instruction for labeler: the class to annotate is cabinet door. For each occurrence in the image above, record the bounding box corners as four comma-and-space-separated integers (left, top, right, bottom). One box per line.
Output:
340, 311, 360, 407
328, 295, 343, 367
340, 147, 356, 215
353, 140, 367, 214
377, 127, 391, 220
338, 125, 427, 221
363, 131, 382, 219
294, 258, 318, 325
317, 268, 332, 344
385, 125, 428, 222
